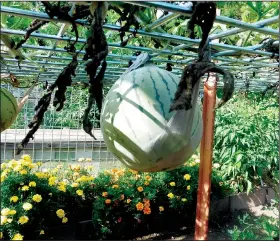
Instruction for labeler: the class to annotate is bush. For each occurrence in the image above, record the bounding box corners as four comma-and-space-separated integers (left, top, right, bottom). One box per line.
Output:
0, 155, 231, 240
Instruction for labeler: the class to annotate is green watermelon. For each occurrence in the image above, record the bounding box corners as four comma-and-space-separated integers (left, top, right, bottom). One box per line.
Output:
0, 88, 18, 132
100, 64, 202, 172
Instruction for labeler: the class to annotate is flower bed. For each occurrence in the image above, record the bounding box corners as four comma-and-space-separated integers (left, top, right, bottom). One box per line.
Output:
0, 155, 231, 240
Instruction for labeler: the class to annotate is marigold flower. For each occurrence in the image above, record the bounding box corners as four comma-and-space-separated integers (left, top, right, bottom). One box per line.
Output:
187, 185, 191, 190
181, 198, 187, 202
62, 217, 68, 223
71, 182, 79, 188
12, 233, 24, 240
1, 163, 7, 169
23, 203, 32, 211
137, 186, 143, 192
136, 202, 144, 211
32, 194, 42, 203
159, 206, 164, 212
1, 216, 7, 225
144, 181, 150, 186
184, 174, 191, 181
112, 184, 119, 189
20, 170, 27, 175
102, 192, 108, 197
167, 193, 174, 199
56, 209, 65, 218
9, 210, 16, 215
29, 181, 36, 187
143, 207, 151, 215
170, 182, 176, 186
39, 230, 45, 235
76, 189, 83, 196
18, 216, 29, 225
22, 154, 32, 163
57, 185, 66, 192
1, 208, 10, 216
10, 195, 18, 203
105, 199, 111, 204
127, 199, 131, 204
145, 175, 152, 181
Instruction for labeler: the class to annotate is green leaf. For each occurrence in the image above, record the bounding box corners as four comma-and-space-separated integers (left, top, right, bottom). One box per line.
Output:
236, 154, 243, 162
246, 180, 252, 195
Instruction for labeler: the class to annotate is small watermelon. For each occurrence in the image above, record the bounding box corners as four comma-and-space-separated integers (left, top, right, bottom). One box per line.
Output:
0, 88, 18, 132
100, 64, 202, 172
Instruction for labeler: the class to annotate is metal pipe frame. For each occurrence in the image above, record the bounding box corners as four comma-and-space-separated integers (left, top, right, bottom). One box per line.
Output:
0, 3, 279, 92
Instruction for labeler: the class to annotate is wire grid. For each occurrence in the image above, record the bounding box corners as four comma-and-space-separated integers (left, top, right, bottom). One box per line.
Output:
0, 83, 122, 172
0, 2, 279, 171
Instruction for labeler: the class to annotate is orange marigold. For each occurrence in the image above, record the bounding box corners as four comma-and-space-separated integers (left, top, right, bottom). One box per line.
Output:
136, 202, 144, 211
127, 199, 131, 204
143, 207, 151, 215
102, 192, 108, 197
105, 199, 111, 204
137, 186, 143, 192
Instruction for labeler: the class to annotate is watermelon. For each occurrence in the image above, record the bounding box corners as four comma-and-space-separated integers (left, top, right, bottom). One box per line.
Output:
0, 88, 18, 132
100, 64, 202, 172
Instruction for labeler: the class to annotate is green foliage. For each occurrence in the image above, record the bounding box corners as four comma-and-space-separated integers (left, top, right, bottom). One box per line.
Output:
213, 92, 278, 194
0, 155, 230, 240
228, 211, 279, 240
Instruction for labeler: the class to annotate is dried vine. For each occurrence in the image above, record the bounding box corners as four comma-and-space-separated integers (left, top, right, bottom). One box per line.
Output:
16, 53, 79, 154
82, 2, 109, 139
170, 1, 234, 111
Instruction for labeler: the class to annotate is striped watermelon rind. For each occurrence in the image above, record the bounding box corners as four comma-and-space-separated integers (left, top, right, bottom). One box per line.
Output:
101, 64, 202, 172
0, 88, 18, 132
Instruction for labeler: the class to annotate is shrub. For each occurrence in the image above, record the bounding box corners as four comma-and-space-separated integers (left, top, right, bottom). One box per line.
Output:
0, 155, 230, 240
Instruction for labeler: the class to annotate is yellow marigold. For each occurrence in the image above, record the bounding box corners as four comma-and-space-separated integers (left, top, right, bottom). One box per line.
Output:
56, 209, 65, 218
159, 206, 164, 212
39, 230, 45, 235
1, 163, 7, 169
10, 196, 19, 203
112, 184, 119, 189
105, 199, 111, 204
18, 216, 29, 225
29, 181, 36, 187
9, 210, 16, 215
36, 161, 43, 167
1, 208, 10, 216
181, 198, 187, 202
14, 165, 22, 172
170, 182, 176, 186
184, 174, 191, 181
145, 175, 152, 181
48, 176, 57, 186
76, 190, 83, 196
22, 154, 32, 163
143, 207, 151, 215
137, 186, 144, 192
187, 185, 191, 190
23, 203, 32, 211
71, 182, 79, 188
120, 194, 125, 200
136, 202, 144, 211
102, 192, 108, 197
127, 199, 131, 204
20, 170, 28, 175
35, 172, 47, 179
167, 193, 174, 199
12, 233, 24, 240
144, 181, 150, 186
1, 216, 7, 225
57, 185, 66, 192
32, 194, 42, 203
77, 158, 85, 162
62, 217, 68, 223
